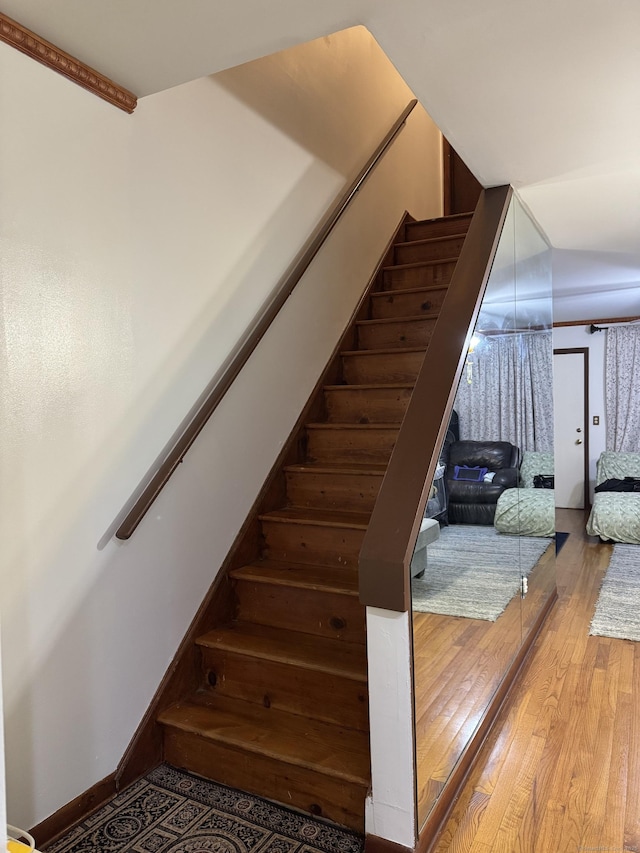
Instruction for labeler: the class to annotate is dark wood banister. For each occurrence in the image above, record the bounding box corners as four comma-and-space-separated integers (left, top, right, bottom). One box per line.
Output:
359, 184, 513, 612
114, 99, 418, 540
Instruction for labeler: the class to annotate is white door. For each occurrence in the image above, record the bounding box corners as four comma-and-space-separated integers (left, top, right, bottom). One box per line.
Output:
553, 350, 587, 508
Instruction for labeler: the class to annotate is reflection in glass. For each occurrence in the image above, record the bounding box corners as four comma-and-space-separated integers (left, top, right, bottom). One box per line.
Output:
411, 193, 555, 829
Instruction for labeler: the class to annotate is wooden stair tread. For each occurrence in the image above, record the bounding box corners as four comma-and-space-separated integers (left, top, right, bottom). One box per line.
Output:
259, 506, 370, 529
324, 383, 414, 391
395, 234, 465, 249
381, 258, 459, 272
284, 462, 387, 475
340, 345, 427, 357
371, 285, 449, 298
158, 696, 370, 785
306, 422, 399, 430
230, 560, 359, 594
356, 314, 438, 327
410, 212, 472, 226
197, 623, 367, 681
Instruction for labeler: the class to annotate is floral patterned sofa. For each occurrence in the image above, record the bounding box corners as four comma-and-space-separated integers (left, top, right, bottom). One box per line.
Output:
586, 451, 640, 544
494, 451, 555, 537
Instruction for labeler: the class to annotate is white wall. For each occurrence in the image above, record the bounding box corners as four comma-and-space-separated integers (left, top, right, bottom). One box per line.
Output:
0, 27, 442, 831
552, 324, 607, 498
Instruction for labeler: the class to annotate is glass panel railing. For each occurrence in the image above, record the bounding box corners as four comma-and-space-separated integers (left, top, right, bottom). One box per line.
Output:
409, 191, 556, 834
512, 195, 555, 638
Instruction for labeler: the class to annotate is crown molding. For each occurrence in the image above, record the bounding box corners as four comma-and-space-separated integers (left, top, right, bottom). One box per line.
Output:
0, 12, 137, 112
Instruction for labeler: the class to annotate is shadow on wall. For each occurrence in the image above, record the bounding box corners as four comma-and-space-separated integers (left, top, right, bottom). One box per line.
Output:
3, 539, 180, 828
213, 26, 418, 177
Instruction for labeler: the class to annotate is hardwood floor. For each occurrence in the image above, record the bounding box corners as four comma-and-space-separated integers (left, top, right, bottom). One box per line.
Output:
431, 508, 640, 852
413, 535, 556, 825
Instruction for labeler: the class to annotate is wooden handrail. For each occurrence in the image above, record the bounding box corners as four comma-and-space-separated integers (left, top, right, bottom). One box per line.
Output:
359, 185, 513, 612
114, 100, 418, 540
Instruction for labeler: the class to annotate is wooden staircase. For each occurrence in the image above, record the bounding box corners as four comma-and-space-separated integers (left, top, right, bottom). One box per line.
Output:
156, 211, 473, 831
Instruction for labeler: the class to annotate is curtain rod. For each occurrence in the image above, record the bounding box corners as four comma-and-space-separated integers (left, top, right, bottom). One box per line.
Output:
589, 320, 640, 334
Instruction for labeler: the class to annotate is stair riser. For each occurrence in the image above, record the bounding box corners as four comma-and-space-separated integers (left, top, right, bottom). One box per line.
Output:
261, 519, 365, 568
234, 580, 365, 642
404, 217, 471, 241
357, 317, 437, 350
370, 287, 448, 319
394, 235, 465, 265
324, 386, 412, 423
163, 730, 367, 831
306, 427, 397, 465
383, 261, 456, 291
342, 350, 425, 384
285, 470, 384, 513
199, 647, 368, 730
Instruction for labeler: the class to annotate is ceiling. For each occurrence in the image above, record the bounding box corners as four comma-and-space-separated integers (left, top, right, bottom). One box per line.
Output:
3, 0, 639, 322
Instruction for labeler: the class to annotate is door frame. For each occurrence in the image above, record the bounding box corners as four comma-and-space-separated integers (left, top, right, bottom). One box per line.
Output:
442, 138, 483, 216
553, 347, 590, 509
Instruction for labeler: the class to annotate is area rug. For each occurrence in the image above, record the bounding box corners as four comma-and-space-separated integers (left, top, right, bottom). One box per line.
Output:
44, 765, 364, 853
590, 543, 640, 641
411, 525, 552, 621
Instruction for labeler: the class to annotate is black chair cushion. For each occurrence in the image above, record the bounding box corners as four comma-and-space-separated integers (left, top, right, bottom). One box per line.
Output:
447, 480, 511, 505
448, 440, 520, 471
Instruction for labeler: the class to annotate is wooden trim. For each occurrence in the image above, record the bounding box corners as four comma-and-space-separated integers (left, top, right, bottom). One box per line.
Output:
29, 773, 117, 849
365, 834, 413, 853
553, 314, 640, 328
554, 347, 590, 509
442, 138, 452, 217
114, 99, 419, 540
478, 325, 548, 335
417, 587, 558, 852
0, 12, 137, 113
441, 138, 482, 217
359, 185, 513, 612
115, 213, 412, 790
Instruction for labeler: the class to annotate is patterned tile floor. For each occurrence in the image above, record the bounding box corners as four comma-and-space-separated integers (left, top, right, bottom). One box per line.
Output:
44, 765, 364, 853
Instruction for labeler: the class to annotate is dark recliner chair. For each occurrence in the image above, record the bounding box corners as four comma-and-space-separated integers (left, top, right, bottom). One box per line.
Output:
446, 440, 521, 525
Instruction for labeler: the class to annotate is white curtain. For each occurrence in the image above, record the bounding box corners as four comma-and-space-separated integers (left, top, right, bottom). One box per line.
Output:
454, 331, 553, 452
605, 326, 640, 451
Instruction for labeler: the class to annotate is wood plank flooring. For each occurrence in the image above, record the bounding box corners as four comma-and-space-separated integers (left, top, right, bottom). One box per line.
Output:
413, 535, 556, 826
429, 508, 640, 852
